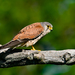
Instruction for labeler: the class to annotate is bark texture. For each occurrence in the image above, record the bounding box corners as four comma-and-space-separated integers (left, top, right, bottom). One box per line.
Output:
0, 48, 75, 68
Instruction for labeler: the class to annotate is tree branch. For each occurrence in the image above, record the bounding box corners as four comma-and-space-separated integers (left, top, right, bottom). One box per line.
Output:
0, 48, 75, 68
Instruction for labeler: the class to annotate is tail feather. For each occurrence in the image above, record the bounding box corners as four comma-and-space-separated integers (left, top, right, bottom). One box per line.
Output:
0, 40, 23, 50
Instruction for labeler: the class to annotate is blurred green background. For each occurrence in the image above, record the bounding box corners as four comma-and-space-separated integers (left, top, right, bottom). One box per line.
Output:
0, 0, 75, 75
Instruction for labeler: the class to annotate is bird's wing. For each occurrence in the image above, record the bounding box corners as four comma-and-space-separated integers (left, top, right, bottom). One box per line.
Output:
13, 23, 44, 40
0, 23, 44, 49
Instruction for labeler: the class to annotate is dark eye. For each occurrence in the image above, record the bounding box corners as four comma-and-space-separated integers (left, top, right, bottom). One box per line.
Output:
47, 25, 50, 28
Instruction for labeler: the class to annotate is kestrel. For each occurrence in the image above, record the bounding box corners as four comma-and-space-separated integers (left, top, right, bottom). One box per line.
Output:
0, 22, 53, 50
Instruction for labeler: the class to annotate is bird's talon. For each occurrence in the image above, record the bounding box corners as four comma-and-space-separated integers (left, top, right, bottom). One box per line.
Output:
31, 49, 41, 51
38, 50, 41, 51
31, 46, 36, 50
31, 46, 41, 51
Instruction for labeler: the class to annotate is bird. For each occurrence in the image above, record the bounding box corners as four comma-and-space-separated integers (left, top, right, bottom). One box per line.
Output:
0, 22, 53, 50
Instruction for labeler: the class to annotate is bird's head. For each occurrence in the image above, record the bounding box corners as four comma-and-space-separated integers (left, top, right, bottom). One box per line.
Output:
40, 22, 53, 32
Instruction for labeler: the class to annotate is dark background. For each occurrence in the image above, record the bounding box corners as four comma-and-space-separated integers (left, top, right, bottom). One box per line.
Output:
0, 0, 75, 75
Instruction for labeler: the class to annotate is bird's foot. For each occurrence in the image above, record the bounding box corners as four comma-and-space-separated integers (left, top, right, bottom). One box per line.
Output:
31, 46, 41, 51
31, 46, 36, 50
37, 50, 41, 51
